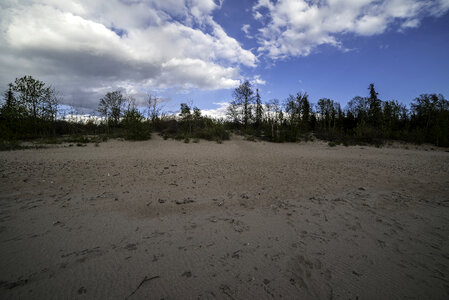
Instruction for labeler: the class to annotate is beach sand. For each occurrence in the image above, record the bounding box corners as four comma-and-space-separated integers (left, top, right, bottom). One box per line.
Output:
1, 135, 449, 299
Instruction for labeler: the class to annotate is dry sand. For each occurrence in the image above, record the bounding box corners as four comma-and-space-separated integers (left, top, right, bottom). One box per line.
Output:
1, 135, 449, 299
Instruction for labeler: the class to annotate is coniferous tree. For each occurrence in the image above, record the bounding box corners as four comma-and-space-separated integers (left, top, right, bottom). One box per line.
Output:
4, 83, 14, 109
300, 94, 310, 131
367, 83, 383, 128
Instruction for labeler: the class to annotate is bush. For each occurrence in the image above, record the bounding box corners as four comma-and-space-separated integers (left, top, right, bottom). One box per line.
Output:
65, 135, 91, 144
156, 116, 229, 142
121, 110, 151, 140
0, 139, 22, 151
245, 135, 256, 142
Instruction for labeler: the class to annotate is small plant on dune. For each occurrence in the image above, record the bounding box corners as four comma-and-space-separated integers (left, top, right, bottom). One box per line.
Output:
65, 135, 90, 144
0, 139, 22, 151
328, 141, 337, 147
246, 135, 256, 142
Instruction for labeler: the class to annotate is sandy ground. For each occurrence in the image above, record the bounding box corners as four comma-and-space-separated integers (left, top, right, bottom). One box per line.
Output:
1, 135, 449, 299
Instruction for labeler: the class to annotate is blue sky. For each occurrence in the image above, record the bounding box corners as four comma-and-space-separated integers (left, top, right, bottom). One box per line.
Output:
1, 0, 448, 116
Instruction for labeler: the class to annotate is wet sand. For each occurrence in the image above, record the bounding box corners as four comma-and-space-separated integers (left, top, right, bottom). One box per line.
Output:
1, 136, 449, 299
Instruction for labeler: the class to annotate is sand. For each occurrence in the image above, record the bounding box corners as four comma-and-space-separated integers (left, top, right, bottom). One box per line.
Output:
1, 135, 449, 299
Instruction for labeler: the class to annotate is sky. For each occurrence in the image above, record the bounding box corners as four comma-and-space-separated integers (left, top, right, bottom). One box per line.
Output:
1, 0, 449, 116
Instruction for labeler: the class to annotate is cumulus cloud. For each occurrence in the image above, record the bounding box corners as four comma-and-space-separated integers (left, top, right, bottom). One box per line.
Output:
201, 102, 229, 119
0, 0, 256, 109
253, 0, 449, 59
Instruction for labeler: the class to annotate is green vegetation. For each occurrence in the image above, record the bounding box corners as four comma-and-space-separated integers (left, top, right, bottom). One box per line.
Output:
157, 103, 229, 143
121, 109, 151, 141
1, 75, 448, 150
226, 80, 449, 147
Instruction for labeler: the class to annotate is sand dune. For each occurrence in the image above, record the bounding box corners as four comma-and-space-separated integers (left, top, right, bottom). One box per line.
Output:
1, 136, 449, 299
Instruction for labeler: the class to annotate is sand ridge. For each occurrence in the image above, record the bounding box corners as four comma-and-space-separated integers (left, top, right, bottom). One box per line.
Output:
1, 135, 449, 299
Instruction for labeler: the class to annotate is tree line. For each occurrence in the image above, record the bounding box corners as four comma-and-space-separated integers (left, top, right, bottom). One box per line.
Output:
227, 81, 449, 147
1, 75, 448, 149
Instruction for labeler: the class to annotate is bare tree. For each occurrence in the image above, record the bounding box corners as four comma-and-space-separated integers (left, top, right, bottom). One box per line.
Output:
226, 100, 240, 125
126, 95, 137, 113
147, 94, 164, 123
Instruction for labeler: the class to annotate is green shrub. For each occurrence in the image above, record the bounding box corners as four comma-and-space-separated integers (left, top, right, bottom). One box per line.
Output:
0, 139, 21, 151
121, 110, 151, 140
65, 135, 91, 144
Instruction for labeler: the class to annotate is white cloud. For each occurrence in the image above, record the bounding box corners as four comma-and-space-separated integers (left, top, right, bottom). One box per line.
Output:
201, 102, 229, 119
250, 75, 266, 86
253, 0, 449, 59
401, 18, 420, 29
156, 58, 240, 89
241, 24, 254, 39
253, 10, 263, 20
0, 0, 256, 109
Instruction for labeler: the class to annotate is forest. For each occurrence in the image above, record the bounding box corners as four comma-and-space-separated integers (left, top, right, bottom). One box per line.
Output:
1, 75, 448, 149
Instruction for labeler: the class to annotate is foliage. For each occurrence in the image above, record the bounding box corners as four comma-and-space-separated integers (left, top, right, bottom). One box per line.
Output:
232, 80, 254, 128
158, 103, 229, 142
98, 90, 126, 127
121, 109, 151, 140
226, 82, 449, 147
0, 76, 60, 139
1, 76, 448, 149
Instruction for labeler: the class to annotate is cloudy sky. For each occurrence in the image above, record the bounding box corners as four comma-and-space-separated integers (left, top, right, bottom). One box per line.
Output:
1, 0, 449, 114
